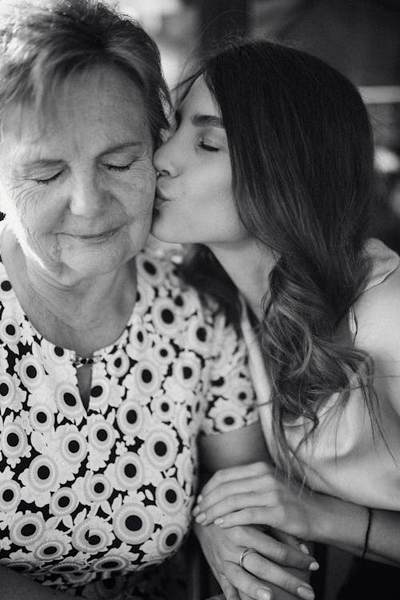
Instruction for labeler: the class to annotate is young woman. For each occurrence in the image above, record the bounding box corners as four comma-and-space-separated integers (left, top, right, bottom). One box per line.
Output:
152, 39, 400, 599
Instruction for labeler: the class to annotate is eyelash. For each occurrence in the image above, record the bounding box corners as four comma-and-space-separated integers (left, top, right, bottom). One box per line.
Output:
34, 162, 133, 184
171, 111, 220, 153
106, 163, 133, 172
35, 172, 62, 185
198, 140, 219, 153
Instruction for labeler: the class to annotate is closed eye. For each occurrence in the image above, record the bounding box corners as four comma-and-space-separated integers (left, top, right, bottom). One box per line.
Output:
198, 140, 219, 152
105, 162, 134, 172
34, 172, 62, 185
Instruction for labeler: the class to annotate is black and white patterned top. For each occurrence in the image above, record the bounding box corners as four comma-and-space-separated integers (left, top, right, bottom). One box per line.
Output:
0, 241, 257, 599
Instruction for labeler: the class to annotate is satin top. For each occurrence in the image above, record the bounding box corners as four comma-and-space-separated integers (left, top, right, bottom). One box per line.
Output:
242, 239, 400, 509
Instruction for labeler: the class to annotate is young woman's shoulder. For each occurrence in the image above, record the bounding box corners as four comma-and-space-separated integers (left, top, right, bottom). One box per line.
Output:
353, 239, 400, 361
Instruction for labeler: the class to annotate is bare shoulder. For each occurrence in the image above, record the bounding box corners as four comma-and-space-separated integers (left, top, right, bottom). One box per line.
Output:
353, 264, 400, 362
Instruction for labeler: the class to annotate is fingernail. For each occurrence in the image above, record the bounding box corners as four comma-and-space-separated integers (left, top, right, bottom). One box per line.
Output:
192, 505, 200, 516
195, 512, 206, 523
297, 585, 315, 600
309, 561, 319, 571
257, 587, 272, 600
299, 543, 310, 554
197, 494, 203, 502
214, 517, 224, 526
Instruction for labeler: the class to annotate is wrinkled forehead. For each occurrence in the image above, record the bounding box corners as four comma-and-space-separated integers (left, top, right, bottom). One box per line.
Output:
0, 65, 149, 144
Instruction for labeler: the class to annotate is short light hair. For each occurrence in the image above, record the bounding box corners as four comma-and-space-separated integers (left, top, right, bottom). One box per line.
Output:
0, 0, 170, 145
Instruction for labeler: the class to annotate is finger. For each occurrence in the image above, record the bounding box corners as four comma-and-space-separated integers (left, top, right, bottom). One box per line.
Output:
194, 480, 265, 518
195, 491, 280, 524
219, 577, 241, 600
205, 505, 282, 529
236, 553, 315, 600
239, 592, 255, 600
271, 531, 301, 548
200, 462, 273, 498
238, 526, 318, 572
195, 475, 280, 518
223, 560, 274, 600
272, 530, 312, 557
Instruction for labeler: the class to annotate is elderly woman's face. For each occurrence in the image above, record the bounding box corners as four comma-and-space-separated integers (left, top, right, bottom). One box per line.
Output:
0, 66, 155, 279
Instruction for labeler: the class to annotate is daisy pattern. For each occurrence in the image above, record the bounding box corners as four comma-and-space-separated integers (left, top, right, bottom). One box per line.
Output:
0, 241, 257, 599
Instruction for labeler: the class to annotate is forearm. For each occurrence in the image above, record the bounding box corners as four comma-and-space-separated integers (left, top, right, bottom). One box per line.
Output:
0, 566, 79, 600
311, 493, 400, 565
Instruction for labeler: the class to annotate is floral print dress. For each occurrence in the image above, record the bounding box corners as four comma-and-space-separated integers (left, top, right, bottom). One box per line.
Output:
0, 242, 257, 599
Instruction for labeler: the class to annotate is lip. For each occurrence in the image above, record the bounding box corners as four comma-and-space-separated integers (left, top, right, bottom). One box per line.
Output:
65, 227, 121, 242
154, 189, 171, 209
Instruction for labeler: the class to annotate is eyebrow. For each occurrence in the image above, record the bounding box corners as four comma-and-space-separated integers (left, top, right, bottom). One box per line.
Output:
99, 141, 145, 157
192, 114, 224, 129
19, 142, 144, 170
18, 158, 63, 171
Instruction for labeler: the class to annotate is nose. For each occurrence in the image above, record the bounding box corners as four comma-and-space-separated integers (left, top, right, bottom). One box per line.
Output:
153, 134, 179, 179
156, 168, 170, 178
69, 170, 106, 218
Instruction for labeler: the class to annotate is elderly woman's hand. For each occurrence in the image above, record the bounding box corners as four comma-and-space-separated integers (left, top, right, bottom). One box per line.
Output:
193, 462, 321, 542
194, 519, 317, 600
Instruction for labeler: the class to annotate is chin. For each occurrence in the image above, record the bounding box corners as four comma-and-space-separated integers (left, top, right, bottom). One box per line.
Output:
152, 212, 197, 245
151, 217, 173, 243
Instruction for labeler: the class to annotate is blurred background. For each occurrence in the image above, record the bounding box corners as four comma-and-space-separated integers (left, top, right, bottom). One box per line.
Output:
112, 1, 399, 598
115, 0, 400, 258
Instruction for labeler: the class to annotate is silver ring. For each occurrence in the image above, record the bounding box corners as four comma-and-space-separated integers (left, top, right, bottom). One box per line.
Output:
239, 547, 258, 569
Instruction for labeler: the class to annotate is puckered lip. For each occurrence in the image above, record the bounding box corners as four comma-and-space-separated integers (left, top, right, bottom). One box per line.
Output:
155, 188, 171, 203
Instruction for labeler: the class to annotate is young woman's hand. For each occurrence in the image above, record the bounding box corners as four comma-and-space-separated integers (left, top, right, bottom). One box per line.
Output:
194, 520, 318, 600
193, 462, 321, 541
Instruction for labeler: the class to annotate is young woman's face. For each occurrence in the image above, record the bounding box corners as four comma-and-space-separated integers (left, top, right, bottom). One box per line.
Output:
152, 76, 249, 246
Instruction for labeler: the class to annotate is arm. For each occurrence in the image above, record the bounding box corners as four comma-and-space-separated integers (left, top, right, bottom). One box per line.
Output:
193, 462, 400, 566
196, 260, 400, 569
196, 423, 317, 600
309, 494, 400, 565
0, 566, 81, 600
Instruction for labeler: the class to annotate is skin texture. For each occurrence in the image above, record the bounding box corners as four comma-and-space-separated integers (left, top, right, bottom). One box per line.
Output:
153, 76, 250, 248
0, 66, 155, 287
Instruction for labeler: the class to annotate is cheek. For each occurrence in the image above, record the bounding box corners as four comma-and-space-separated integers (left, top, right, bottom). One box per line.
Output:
0, 182, 39, 221
124, 165, 156, 215
200, 165, 233, 199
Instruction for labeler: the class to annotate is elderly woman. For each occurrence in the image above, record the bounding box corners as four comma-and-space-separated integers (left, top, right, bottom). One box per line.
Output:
0, 1, 301, 599
0, 2, 316, 600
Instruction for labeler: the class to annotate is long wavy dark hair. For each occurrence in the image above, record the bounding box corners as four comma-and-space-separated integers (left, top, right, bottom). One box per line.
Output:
180, 39, 378, 472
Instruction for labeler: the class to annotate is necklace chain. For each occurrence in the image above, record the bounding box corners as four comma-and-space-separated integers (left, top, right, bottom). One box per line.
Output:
71, 354, 101, 367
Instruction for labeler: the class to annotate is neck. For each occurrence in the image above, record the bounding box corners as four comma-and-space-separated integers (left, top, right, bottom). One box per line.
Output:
2, 229, 136, 353
208, 238, 276, 321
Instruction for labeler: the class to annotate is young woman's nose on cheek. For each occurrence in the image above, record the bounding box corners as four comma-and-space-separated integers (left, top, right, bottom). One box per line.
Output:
153, 139, 182, 179
153, 146, 169, 175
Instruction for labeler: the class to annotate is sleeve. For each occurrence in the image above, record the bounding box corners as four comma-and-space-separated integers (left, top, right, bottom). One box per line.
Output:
200, 312, 259, 436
